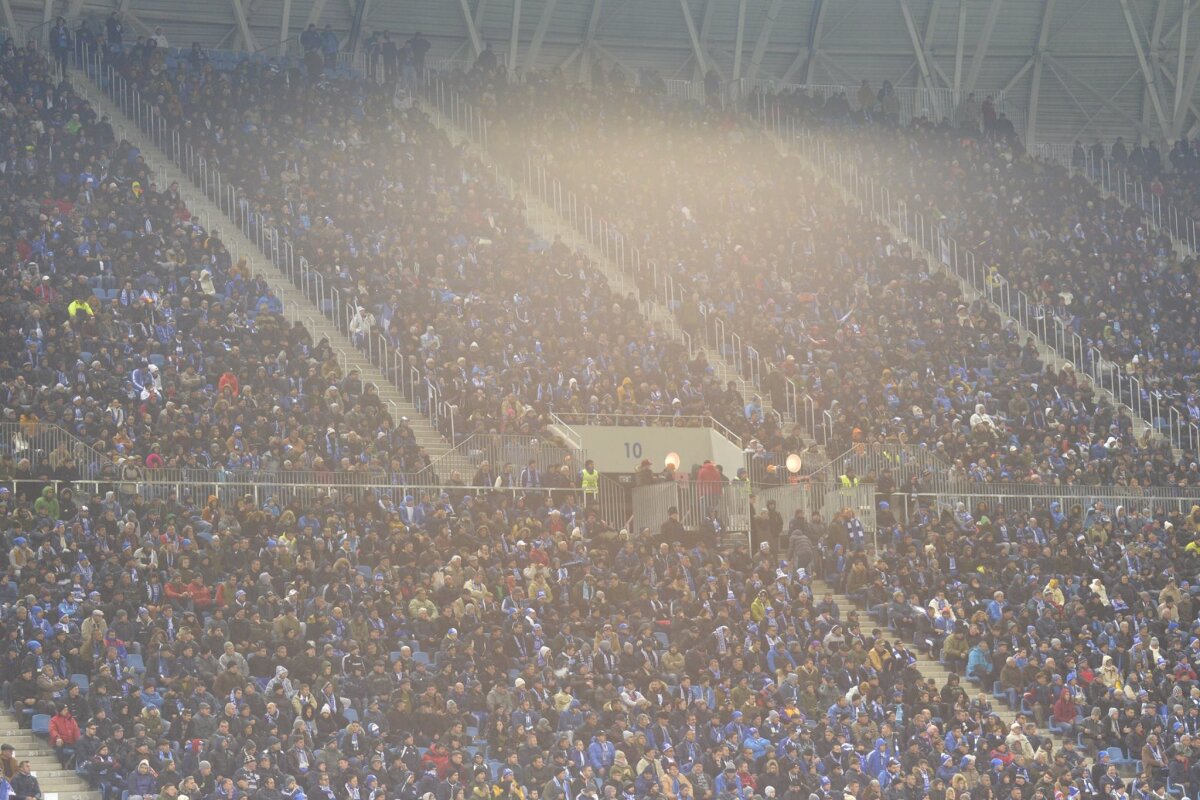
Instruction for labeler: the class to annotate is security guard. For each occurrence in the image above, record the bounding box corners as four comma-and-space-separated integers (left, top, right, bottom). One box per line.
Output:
579, 459, 599, 502
838, 467, 860, 488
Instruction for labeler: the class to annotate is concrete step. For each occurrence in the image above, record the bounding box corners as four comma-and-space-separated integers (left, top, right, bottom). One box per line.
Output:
68, 69, 454, 464
813, 579, 1081, 763
0, 711, 97, 800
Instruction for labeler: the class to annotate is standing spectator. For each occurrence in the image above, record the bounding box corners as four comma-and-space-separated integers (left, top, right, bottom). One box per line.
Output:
49, 17, 71, 68
322, 25, 340, 65
300, 23, 321, 53
104, 12, 122, 52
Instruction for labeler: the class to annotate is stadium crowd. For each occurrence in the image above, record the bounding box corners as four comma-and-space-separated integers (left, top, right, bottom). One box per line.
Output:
2, 21, 1200, 800
437, 74, 1188, 488
753, 86, 1200, 476
0, 34, 434, 485
92, 34, 786, 458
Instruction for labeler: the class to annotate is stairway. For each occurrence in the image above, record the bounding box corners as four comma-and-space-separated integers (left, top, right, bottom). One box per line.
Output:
812, 578, 1083, 766
0, 715, 99, 800
419, 96, 809, 450
65, 68, 474, 480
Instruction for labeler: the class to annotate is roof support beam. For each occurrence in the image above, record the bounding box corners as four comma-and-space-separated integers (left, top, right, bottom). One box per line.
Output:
526, 0, 558, 72
1000, 55, 1033, 94
678, 0, 707, 77
1156, 59, 1200, 139
578, 0, 604, 83
1066, 68, 1142, 142
508, 0, 522, 74
1026, 0, 1056, 146
1174, 0, 1199, 138
1145, 0, 1168, 144
696, 0, 721, 79
458, 0, 484, 56
778, 47, 810, 85
347, 0, 369, 55
279, 0, 293, 54
898, 0, 943, 118
40, 0, 52, 48
802, 0, 828, 84
591, 40, 635, 74
229, 0, 258, 52
1044, 54, 1155, 137
817, 51, 857, 84
1160, 0, 1196, 53
1119, 0, 1171, 140
0, 0, 14, 37
558, 43, 583, 69
732, 0, 747, 80
913, 0, 945, 88
922, 0, 943, 56
305, 0, 328, 26
963, 0, 1003, 99
953, 0, 967, 102
745, 0, 783, 81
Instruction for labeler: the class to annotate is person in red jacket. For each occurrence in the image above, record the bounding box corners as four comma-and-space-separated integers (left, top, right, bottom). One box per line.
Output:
217, 370, 240, 398
188, 575, 214, 613
163, 573, 192, 612
48, 705, 80, 766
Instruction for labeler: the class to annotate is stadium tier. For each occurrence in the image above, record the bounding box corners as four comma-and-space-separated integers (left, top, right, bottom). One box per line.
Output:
0, 19, 1198, 800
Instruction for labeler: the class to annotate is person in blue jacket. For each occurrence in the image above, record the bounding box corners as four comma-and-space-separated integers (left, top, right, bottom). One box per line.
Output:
587, 731, 614, 775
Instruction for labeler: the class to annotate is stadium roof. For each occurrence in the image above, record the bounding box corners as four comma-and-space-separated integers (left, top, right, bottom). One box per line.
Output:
7, 0, 1200, 146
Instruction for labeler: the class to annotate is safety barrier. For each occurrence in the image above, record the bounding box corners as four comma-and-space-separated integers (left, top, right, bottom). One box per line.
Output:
0, 422, 114, 478
416, 433, 586, 482
755, 481, 878, 551
886, 486, 1200, 531
0, 478, 591, 516
630, 482, 752, 543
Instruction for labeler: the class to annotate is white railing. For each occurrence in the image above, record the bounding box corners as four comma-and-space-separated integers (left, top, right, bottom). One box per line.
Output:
630, 481, 752, 544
